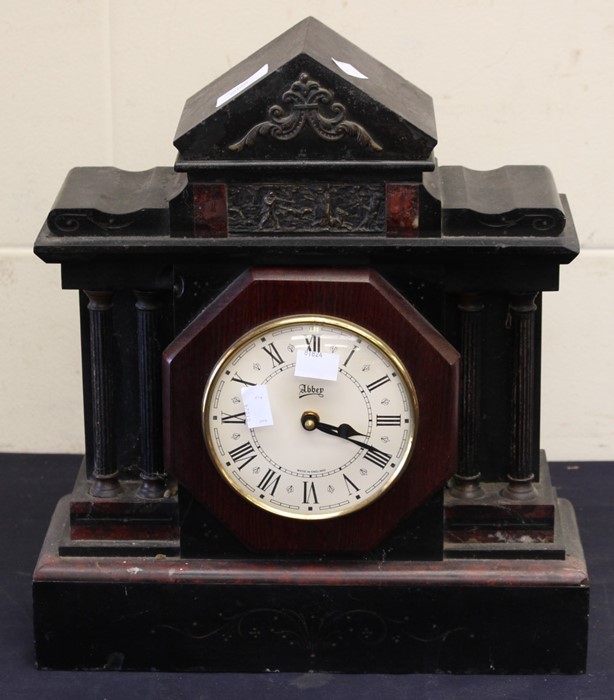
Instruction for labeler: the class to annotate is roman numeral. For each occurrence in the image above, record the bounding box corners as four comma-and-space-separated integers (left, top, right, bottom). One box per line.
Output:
363, 447, 392, 469
257, 468, 281, 496
231, 372, 255, 388
305, 335, 321, 353
227, 442, 257, 469
302, 481, 319, 504
221, 411, 246, 424
343, 474, 360, 495
262, 342, 283, 367
366, 375, 391, 392
376, 415, 401, 426
343, 345, 359, 367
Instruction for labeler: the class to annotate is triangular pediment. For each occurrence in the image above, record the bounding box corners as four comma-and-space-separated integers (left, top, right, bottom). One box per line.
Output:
174, 18, 437, 165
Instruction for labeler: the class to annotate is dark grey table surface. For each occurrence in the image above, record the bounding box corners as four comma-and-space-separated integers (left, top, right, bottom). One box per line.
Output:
0, 454, 610, 699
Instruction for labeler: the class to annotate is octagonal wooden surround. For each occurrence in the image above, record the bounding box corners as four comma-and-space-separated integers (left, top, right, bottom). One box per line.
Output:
163, 268, 459, 552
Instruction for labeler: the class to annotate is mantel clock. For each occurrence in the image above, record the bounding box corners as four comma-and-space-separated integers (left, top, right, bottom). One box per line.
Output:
32, 18, 588, 674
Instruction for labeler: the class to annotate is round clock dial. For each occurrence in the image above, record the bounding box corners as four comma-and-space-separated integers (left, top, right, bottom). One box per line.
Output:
202, 315, 418, 520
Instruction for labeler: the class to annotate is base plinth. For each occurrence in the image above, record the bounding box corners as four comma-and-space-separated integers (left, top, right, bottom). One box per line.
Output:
33, 494, 588, 674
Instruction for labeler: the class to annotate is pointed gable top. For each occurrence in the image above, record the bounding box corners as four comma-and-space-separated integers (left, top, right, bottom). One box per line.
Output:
174, 18, 437, 166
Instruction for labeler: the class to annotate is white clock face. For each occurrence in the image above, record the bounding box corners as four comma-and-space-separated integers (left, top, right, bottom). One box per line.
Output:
202, 315, 418, 520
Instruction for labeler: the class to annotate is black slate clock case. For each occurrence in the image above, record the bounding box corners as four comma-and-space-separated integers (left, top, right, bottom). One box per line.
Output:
32, 18, 588, 673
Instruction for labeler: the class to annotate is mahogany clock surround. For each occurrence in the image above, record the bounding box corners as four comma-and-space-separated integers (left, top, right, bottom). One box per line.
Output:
164, 267, 459, 552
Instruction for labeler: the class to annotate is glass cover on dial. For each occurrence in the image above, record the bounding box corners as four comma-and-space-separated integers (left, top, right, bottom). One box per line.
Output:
202, 315, 418, 519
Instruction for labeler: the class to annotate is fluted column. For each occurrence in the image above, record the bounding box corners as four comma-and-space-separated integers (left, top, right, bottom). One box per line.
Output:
451, 292, 484, 498
504, 292, 538, 500
85, 290, 121, 498
135, 291, 165, 498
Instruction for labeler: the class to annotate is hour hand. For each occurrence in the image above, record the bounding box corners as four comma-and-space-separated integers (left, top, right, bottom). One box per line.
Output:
301, 412, 365, 437
301, 412, 370, 447
326, 422, 366, 440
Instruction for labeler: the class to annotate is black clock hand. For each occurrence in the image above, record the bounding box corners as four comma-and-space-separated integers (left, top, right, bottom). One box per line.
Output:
301, 413, 377, 453
315, 421, 367, 440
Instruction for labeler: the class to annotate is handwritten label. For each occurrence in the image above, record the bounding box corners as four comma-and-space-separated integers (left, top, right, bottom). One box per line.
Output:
241, 384, 274, 428
295, 351, 340, 382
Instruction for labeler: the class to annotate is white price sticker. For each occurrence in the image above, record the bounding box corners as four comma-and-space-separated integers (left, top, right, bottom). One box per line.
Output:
294, 350, 340, 382
332, 58, 369, 80
216, 64, 269, 108
241, 384, 274, 428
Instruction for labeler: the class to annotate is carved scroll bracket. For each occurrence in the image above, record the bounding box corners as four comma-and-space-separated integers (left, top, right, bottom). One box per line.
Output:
229, 73, 382, 153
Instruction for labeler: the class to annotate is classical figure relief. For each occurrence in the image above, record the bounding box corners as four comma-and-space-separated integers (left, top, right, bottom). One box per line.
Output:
228, 183, 385, 234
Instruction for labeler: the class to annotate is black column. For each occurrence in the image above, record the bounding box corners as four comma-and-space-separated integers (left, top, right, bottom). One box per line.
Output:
451, 292, 484, 498
84, 290, 121, 497
135, 291, 166, 498
504, 292, 538, 500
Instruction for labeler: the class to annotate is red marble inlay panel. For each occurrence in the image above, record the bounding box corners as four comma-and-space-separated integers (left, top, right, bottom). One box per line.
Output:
193, 183, 228, 237
386, 183, 419, 237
